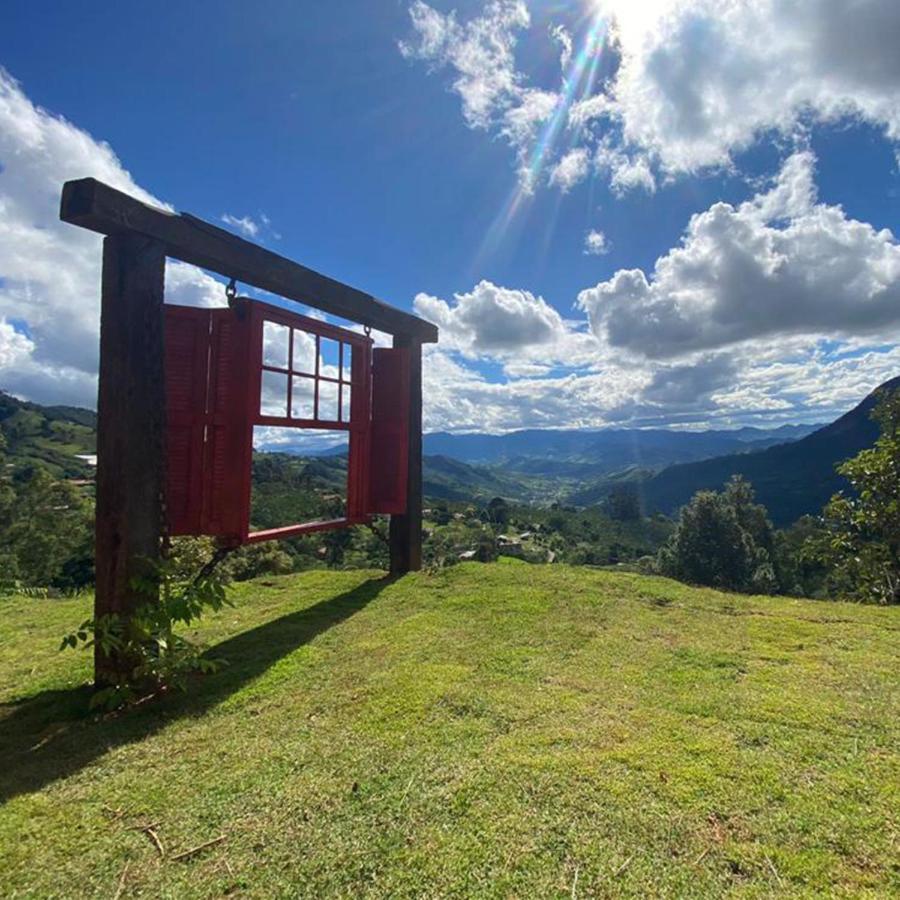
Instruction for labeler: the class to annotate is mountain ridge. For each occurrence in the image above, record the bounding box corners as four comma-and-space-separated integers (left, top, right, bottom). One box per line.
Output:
638, 376, 900, 526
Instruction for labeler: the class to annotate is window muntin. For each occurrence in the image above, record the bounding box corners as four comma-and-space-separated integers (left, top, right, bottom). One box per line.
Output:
258, 314, 360, 428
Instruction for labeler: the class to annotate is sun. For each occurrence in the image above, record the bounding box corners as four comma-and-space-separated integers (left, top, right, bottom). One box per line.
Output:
591, 0, 672, 41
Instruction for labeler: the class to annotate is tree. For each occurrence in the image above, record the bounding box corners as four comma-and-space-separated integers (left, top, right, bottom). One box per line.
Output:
485, 496, 509, 527
605, 485, 641, 522
811, 388, 900, 604
658, 476, 778, 594
1, 465, 93, 589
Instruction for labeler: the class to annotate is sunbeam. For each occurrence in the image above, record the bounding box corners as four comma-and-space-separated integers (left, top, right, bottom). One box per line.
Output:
474, 11, 608, 270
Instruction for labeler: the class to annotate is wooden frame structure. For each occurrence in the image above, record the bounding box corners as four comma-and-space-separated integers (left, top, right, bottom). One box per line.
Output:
60, 178, 437, 685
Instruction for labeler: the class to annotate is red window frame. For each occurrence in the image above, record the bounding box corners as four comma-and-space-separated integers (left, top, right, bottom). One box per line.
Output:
243, 300, 373, 543
165, 296, 411, 546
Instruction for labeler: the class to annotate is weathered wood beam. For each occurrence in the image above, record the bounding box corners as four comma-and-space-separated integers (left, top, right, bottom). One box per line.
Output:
94, 233, 166, 686
60, 178, 438, 343
389, 334, 424, 574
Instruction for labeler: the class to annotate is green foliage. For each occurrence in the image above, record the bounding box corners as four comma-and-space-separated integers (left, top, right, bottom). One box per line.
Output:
808, 388, 900, 604
0, 459, 94, 593
604, 485, 642, 521
484, 496, 509, 526
61, 541, 232, 708
658, 476, 780, 593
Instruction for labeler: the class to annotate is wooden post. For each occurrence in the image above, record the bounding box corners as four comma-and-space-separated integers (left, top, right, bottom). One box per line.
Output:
389, 334, 423, 574
94, 233, 167, 686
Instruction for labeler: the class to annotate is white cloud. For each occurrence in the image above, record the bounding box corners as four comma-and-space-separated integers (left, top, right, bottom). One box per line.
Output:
403, 0, 900, 191
549, 147, 589, 192
413, 280, 567, 356
221, 213, 260, 237
550, 24, 572, 70
2, 61, 898, 436
599, 0, 900, 175
584, 229, 609, 256
399, 0, 530, 130
401, 1, 568, 190
0, 319, 34, 368
578, 152, 900, 358
0, 69, 227, 407
594, 140, 656, 195
502, 89, 558, 161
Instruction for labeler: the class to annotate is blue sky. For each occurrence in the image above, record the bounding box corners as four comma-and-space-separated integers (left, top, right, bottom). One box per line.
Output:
1, 1, 899, 433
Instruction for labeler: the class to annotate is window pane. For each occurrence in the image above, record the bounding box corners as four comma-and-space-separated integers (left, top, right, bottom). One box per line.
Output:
291, 376, 315, 420
263, 321, 289, 369
292, 328, 316, 374
319, 337, 340, 379
317, 380, 339, 422
341, 343, 353, 382
340, 384, 352, 423
260, 369, 288, 417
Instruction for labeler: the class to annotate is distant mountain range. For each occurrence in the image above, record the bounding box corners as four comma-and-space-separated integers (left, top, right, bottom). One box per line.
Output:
636, 376, 900, 526
422, 423, 820, 475
2, 373, 895, 528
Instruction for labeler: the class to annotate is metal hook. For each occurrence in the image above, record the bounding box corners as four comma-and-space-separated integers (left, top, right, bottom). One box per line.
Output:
364, 323, 372, 338
225, 277, 237, 307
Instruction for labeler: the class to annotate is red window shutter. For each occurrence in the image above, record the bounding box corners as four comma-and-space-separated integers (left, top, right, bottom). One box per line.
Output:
164, 306, 210, 535
201, 309, 252, 541
368, 347, 410, 514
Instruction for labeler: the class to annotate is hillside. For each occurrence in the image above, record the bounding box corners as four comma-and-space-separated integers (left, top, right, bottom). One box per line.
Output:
0, 391, 95, 478
422, 454, 535, 502
639, 376, 900, 526
1, 564, 897, 896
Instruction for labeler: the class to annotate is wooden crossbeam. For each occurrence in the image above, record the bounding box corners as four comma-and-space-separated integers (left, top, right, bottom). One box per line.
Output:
60, 178, 438, 342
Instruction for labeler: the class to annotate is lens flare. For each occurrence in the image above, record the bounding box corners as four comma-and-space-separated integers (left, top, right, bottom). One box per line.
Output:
475, 12, 608, 269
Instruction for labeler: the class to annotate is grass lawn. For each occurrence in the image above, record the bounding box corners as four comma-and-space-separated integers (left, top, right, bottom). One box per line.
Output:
1, 561, 898, 897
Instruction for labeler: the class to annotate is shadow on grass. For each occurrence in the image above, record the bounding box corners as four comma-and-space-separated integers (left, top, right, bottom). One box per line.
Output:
0, 576, 392, 805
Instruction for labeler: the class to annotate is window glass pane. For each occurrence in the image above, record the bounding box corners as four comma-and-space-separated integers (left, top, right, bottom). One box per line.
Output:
292, 328, 316, 375
263, 321, 289, 369
291, 376, 315, 420
341, 343, 353, 382
340, 384, 352, 423
319, 337, 340, 379
260, 369, 288, 417
317, 380, 339, 422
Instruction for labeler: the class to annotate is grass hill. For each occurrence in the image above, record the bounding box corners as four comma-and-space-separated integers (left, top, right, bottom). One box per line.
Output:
639, 376, 900, 526
1, 563, 897, 896
0, 391, 95, 478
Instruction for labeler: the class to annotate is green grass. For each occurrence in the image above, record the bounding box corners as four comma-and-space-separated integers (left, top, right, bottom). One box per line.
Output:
1, 562, 898, 898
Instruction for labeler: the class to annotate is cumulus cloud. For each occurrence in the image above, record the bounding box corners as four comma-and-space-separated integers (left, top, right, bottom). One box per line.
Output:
413, 280, 567, 355
0, 69, 226, 407
600, 0, 900, 175
0, 319, 34, 369
403, 0, 900, 191
578, 152, 900, 358
584, 229, 610, 256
